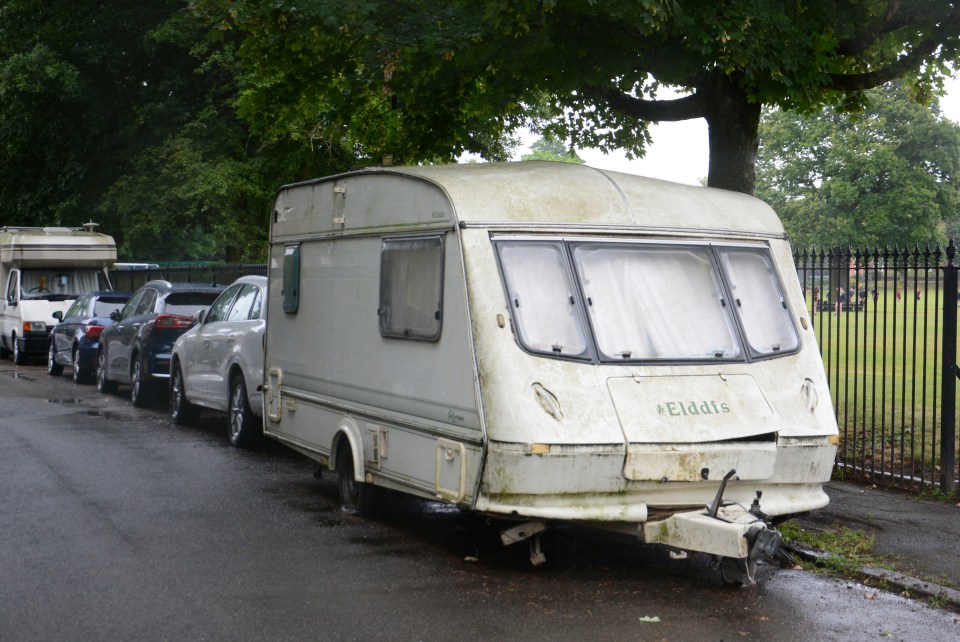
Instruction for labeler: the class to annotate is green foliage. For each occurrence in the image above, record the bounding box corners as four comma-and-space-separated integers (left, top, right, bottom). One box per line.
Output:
756, 82, 960, 248
190, 0, 960, 193
521, 137, 585, 164
0, 0, 354, 260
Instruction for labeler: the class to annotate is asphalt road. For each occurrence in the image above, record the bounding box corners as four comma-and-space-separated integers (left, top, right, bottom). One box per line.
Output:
1, 361, 957, 641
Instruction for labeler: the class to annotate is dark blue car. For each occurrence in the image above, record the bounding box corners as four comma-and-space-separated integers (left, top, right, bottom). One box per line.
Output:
96, 280, 225, 406
47, 290, 132, 383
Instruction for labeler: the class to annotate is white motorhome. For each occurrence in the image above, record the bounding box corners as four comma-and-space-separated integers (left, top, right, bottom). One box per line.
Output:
263, 162, 838, 585
1, 224, 116, 364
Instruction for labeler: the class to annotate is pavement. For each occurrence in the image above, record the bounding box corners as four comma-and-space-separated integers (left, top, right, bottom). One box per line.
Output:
787, 480, 960, 610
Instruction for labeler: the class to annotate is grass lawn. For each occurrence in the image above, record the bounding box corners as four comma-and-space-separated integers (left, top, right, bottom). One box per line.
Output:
802, 277, 958, 484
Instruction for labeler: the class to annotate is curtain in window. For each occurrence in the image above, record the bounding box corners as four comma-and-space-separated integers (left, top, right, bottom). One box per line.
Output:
499, 243, 587, 356
719, 250, 799, 355
573, 246, 739, 360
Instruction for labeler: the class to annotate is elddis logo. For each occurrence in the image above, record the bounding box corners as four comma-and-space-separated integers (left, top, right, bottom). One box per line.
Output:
657, 400, 731, 417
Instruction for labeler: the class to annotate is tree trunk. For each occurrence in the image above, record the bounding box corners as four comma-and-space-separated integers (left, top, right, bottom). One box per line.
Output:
701, 74, 761, 195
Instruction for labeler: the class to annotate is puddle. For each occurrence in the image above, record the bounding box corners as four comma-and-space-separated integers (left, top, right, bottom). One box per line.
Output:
45, 398, 84, 404
5, 371, 35, 381
79, 409, 129, 421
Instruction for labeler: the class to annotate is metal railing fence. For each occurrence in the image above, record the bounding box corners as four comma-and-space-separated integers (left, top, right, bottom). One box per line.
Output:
108, 264, 267, 293
794, 243, 958, 492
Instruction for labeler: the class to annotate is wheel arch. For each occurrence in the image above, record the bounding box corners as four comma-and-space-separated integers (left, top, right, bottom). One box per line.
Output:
330, 417, 364, 483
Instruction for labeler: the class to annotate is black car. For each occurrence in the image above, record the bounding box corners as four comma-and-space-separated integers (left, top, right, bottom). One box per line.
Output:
96, 280, 226, 406
47, 290, 132, 383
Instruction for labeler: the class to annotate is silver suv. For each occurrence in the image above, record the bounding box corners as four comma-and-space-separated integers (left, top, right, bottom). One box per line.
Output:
169, 275, 266, 448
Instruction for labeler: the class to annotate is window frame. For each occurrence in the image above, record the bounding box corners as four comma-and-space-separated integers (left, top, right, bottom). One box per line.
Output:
493, 236, 801, 365
378, 234, 445, 342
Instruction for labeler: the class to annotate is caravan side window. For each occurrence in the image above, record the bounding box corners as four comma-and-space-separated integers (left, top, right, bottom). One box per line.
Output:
718, 249, 799, 356
497, 242, 588, 358
282, 244, 300, 314
379, 236, 444, 341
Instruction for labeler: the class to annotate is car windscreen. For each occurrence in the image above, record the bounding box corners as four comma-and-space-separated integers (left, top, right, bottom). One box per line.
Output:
19, 269, 106, 300
162, 292, 222, 317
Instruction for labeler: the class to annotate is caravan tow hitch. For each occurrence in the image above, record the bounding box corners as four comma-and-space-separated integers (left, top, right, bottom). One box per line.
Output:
641, 469, 783, 587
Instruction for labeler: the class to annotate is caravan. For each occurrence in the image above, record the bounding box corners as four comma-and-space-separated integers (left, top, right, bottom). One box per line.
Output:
262, 162, 838, 584
1, 224, 116, 364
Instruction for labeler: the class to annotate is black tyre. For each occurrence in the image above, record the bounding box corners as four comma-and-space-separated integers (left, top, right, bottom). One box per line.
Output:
13, 336, 26, 365
130, 357, 153, 407
228, 374, 259, 448
96, 348, 118, 394
71, 346, 88, 384
336, 440, 384, 517
47, 342, 63, 376
170, 364, 199, 425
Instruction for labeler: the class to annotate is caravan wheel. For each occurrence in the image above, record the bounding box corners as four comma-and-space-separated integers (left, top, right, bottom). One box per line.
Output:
336, 441, 384, 518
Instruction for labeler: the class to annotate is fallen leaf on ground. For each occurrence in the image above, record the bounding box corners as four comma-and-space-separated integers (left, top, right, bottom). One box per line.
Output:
638, 616, 660, 623
864, 593, 877, 600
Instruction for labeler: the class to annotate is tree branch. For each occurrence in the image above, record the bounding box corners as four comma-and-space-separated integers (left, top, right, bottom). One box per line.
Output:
827, 34, 944, 91
834, 0, 953, 56
582, 85, 706, 122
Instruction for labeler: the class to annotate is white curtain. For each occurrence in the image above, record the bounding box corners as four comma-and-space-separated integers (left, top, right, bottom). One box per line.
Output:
573, 246, 739, 360
499, 243, 587, 356
719, 250, 799, 354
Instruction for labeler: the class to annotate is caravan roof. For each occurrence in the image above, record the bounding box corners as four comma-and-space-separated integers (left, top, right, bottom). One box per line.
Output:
275, 161, 784, 238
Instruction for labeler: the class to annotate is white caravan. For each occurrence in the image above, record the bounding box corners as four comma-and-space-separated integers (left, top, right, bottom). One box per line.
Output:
1, 224, 116, 364
263, 161, 838, 585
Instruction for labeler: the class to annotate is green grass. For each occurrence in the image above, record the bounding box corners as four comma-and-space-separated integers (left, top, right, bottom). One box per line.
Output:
802, 281, 959, 481
780, 520, 888, 576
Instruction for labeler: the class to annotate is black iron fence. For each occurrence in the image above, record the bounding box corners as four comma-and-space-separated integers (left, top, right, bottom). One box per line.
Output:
794, 243, 959, 493
108, 264, 267, 293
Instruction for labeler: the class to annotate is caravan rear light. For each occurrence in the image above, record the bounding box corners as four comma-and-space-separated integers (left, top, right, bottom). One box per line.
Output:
154, 314, 194, 329
85, 325, 104, 340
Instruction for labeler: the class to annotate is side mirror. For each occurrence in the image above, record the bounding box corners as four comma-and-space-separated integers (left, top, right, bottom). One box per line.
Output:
192, 309, 206, 325
52, 310, 63, 322
109, 309, 121, 322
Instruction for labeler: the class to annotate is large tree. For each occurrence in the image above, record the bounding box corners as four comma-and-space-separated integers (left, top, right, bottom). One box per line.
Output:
192, 0, 960, 194
756, 82, 960, 248
0, 0, 354, 261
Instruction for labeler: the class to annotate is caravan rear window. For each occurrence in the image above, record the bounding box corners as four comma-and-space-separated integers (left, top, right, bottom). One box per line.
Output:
495, 239, 799, 363
379, 236, 444, 341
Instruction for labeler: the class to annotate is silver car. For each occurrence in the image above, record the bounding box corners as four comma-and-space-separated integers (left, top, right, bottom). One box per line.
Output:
169, 275, 266, 447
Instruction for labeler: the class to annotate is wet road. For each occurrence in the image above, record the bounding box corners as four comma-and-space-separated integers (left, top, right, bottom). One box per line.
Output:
1, 362, 957, 641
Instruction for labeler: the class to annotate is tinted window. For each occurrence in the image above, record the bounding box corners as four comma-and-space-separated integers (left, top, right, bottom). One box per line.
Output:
163, 292, 222, 317
379, 236, 444, 341
226, 285, 259, 322
120, 290, 146, 319
63, 296, 88, 320
205, 284, 242, 324
135, 289, 158, 315
93, 296, 130, 317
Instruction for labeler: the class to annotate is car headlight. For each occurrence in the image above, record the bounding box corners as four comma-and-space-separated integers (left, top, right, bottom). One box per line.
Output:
23, 321, 47, 333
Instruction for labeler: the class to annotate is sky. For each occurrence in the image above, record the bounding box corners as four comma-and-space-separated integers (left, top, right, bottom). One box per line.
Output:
516, 76, 960, 186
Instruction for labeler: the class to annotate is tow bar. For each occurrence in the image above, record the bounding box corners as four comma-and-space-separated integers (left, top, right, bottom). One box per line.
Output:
641, 469, 782, 587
